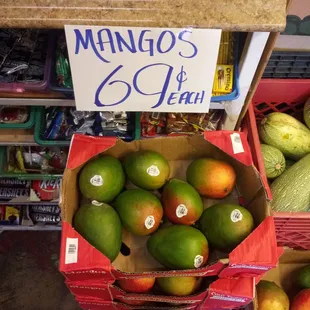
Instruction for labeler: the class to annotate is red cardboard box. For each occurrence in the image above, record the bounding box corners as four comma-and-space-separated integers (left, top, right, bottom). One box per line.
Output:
60, 132, 279, 282
76, 297, 199, 310
66, 280, 207, 305
68, 277, 255, 309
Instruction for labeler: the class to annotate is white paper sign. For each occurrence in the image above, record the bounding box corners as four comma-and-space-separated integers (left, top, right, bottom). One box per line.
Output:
65, 26, 222, 112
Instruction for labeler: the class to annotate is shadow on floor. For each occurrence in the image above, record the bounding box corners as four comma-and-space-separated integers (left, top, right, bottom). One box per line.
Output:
0, 231, 79, 310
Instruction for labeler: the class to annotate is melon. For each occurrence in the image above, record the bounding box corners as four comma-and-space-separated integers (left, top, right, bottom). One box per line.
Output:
260, 144, 285, 179
259, 112, 310, 160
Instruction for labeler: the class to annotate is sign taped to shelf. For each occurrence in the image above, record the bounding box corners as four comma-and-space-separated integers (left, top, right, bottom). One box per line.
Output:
65, 25, 221, 112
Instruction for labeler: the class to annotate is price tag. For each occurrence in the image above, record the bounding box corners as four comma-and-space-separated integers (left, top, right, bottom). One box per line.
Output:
65, 26, 221, 112
230, 133, 244, 154
65, 238, 78, 264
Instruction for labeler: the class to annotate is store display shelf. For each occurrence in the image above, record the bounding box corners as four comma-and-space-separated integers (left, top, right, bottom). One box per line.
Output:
0, 98, 225, 109
0, 225, 61, 232
0, 128, 37, 146
0, 202, 59, 206
0, 98, 75, 107
0, 1, 286, 31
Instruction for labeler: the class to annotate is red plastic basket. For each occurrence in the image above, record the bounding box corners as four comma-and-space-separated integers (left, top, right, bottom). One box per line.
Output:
243, 79, 310, 250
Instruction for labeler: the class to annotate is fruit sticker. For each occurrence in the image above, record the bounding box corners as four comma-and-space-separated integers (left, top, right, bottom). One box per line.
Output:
230, 209, 243, 223
176, 204, 188, 218
194, 255, 203, 268
147, 165, 160, 177
145, 215, 155, 230
90, 175, 104, 187
92, 200, 104, 206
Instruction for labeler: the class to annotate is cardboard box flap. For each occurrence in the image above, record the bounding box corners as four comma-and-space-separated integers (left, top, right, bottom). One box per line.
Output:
76, 299, 198, 310
67, 281, 207, 304
219, 217, 278, 278
67, 131, 253, 170
60, 222, 112, 276
67, 135, 117, 169
204, 131, 253, 166
279, 248, 310, 264
210, 277, 254, 299
203, 277, 255, 309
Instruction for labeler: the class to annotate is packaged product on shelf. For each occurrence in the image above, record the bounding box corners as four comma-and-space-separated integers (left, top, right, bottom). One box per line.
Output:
0, 178, 30, 187
55, 31, 73, 89
43, 107, 131, 140
0, 29, 49, 85
0, 205, 21, 225
141, 111, 223, 137
6, 146, 68, 174
0, 187, 30, 201
167, 112, 223, 134
212, 32, 235, 97
31, 179, 61, 201
29, 204, 60, 215
212, 65, 234, 94
0, 106, 29, 124
141, 112, 166, 137
21, 203, 61, 227
30, 212, 61, 225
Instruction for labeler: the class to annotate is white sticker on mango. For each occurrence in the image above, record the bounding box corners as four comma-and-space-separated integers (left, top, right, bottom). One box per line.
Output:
194, 255, 203, 268
92, 200, 103, 206
176, 204, 188, 218
90, 175, 103, 186
231, 209, 243, 223
145, 216, 155, 229
147, 165, 160, 177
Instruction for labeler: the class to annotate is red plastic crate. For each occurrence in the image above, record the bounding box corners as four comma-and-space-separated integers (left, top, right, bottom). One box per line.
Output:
243, 79, 310, 250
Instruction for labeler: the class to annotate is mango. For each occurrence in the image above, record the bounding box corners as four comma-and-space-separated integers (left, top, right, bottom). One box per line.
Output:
114, 189, 163, 236
162, 179, 203, 225
257, 280, 289, 310
156, 277, 201, 296
124, 150, 170, 190
187, 158, 236, 199
147, 225, 209, 270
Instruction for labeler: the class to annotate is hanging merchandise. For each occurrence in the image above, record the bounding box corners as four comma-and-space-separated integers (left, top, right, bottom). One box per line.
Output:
6, 146, 67, 175
141, 110, 223, 137
0, 29, 51, 92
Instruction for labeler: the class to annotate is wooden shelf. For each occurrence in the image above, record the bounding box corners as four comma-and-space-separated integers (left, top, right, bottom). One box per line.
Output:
0, 225, 61, 232
0, 128, 36, 146
0, 0, 287, 32
0, 97, 225, 109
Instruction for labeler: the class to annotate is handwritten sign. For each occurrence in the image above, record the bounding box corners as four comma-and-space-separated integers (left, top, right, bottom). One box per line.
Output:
65, 26, 222, 112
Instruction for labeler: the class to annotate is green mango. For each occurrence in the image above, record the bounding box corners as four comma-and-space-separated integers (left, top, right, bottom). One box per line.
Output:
147, 225, 209, 270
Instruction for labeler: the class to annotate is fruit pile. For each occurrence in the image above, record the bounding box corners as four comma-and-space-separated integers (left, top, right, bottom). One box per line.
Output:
257, 263, 310, 310
259, 100, 310, 213
73, 148, 256, 300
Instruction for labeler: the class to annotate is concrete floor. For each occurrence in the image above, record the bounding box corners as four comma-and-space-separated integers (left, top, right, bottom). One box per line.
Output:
0, 231, 79, 310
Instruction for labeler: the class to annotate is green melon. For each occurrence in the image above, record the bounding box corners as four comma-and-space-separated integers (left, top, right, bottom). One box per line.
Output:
271, 153, 310, 212
260, 144, 286, 179
285, 158, 295, 171
259, 112, 310, 160
304, 100, 310, 129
